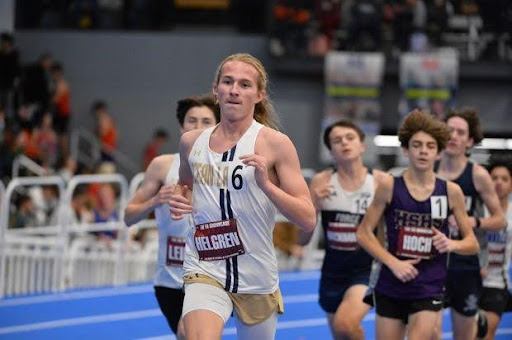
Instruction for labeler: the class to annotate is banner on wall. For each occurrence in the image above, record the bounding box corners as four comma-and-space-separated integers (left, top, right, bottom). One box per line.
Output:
398, 48, 459, 120
321, 51, 385, 164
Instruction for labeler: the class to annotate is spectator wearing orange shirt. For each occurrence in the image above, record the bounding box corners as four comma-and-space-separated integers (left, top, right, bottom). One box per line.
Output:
51, 62, 72, 157
92, 100, 118, 162
143, 128, 169, 170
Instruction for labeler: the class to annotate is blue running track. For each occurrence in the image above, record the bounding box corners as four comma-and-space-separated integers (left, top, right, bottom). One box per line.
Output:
1, 270, 511, 339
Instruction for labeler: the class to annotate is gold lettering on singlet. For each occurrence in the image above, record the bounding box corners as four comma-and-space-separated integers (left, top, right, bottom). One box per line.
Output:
193, 162, 230, 188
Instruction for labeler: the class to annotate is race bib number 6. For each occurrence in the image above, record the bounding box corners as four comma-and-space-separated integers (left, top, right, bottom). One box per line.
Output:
194, 219, 245, 261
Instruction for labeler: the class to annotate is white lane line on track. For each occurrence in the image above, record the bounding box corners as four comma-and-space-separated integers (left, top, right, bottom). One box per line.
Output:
0, 285, 154, 307
3, 307, 511, 338
0, 271, 320, 307
0, 293, 320, 334
0, 309, 162, 335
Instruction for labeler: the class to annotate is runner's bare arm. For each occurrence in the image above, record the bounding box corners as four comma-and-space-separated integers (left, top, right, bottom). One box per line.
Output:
297, 170, 333, 245
124, 155, 174, 226
243, 129, 316, 232
357, 176, 420, 283
473, 164, 506, 231
445, 181, 480, 255
169, 130, 201, 219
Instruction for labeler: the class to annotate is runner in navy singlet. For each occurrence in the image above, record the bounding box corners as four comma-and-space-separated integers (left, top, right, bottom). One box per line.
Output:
435, 108, 505, 340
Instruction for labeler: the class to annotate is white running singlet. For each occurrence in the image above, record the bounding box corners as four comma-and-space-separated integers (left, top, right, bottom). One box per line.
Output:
154, 154, 192, 289
483, 204, 512, 289
184, 120, 277, 294
321, 170, 375, 251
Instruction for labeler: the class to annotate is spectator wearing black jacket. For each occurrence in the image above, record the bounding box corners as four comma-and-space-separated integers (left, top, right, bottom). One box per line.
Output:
0, 33, 20, 115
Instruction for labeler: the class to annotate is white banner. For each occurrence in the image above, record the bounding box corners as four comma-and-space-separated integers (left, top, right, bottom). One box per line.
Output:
399, 48, 459, 120
321, 51, 385, 164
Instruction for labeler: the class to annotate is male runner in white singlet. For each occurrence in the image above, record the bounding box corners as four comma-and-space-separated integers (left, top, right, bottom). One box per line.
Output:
170, 53, 316, 340
304, 120, 388, 339
479, 156, 512, 339
124, 95, 219, 339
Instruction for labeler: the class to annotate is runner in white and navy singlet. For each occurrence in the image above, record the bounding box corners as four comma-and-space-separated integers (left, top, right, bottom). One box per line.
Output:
184, 120, 278, 294
479, 158, 512, 338
304, 119, 386, 339
124, 94, 219, 338
170, 53, 316, 340
319, 170, 375, 310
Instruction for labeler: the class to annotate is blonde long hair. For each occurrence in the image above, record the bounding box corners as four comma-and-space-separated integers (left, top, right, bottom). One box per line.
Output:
214, 53, 280, 130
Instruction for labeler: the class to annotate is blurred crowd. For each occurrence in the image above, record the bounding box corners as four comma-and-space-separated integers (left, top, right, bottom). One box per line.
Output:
270, 0, 512, 59
0, 31, 135, 245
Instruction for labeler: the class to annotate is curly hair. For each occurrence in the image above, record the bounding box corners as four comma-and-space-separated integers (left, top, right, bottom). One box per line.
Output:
399, 109, 451, 151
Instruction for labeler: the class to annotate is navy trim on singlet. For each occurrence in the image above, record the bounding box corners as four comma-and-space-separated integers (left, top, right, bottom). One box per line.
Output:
232, 256, 239, 293
220, 189, 227, 220
225, 259, 232, 291
219, 145, 239, 293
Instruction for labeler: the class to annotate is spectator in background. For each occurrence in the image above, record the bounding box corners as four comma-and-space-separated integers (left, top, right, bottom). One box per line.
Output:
0, 105, 14, 179
389, 0, 426, 52
92, 183, 119, 242
270, 0, 312, 56
21, 53, 54, 125
14, 119, 41, 164
92, 100, 118, 162
309, 0, 341, 55
426, 0, 453, 47
347, 0, 383, 51
51, 62, 72, 158
29, 184, 59, 226
50, 184, 93, 226
0, 32, 20, 115
143, 128, 169, 170
33, 112, 58, 170
12, 194, 37, 229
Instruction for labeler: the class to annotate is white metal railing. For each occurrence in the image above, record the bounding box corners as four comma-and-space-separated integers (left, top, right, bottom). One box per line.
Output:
0, 176, 66, 299
12, 155, 49, 177
70, 127, 101, 168
70, 127, 140, 177
0, 169, 327, 298
62, 174, 129, 288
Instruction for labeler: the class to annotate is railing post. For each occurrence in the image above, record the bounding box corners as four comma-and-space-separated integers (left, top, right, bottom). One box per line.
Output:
0, 176, 65, 299
64, 174, 129, 287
